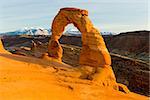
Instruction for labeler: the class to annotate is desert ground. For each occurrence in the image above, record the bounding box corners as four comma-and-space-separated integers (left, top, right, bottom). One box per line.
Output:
0, 30, 149, 99
0, 42, 148, 100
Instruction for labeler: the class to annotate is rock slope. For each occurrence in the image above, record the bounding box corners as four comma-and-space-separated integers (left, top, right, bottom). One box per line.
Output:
1, 35, 149, 96
0, 48, 147, 100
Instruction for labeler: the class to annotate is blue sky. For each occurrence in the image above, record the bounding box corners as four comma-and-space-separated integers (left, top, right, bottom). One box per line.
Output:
0, 0, 149, 33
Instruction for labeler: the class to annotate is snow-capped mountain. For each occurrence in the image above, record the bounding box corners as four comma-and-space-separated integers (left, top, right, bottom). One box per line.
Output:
63, 28, 117, 36
0, 27, 51, 36
64, 28, 81, 36
0, 27, 117, 36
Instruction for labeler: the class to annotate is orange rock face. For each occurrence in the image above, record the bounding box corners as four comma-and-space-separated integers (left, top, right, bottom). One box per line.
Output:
48, 40, 63, 61
48, 7, 111, 66
0, 39, 3, 51
0, 39, 10, 54
31, 40, 37, 51
48, 7, 128, 91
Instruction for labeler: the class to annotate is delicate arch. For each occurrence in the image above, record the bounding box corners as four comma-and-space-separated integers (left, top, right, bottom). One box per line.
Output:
48, 7, 111, 67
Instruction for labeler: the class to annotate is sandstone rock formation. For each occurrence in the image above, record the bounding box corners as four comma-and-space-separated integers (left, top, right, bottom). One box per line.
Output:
1, 32, 149, 96
0, 39, 10, 54
48, 8, 111, 66
31, 40, 37, 51
0, 51, 147, 99
48, 40, 63, 62
0, 39, 4, 52
47, 7, 128, 92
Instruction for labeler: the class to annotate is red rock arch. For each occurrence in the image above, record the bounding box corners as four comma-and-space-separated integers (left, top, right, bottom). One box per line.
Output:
48, 7, 111, 68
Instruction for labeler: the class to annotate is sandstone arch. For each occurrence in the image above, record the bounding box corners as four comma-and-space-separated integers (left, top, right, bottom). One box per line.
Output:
48, 7, 117, 87
48, 8, 111, 67
48, 7, 112, 75
47, 8, 130, 93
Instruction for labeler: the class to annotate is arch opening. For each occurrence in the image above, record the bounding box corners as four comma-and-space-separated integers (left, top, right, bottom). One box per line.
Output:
63, 24, 81, 36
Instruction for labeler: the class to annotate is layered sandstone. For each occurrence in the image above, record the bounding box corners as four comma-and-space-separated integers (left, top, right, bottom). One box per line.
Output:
48, 7, 111, 66
47, 7, 128, 92
31, 40, 37, 51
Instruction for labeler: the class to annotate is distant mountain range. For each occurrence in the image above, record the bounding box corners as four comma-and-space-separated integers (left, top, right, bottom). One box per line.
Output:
0, 28, 117, 36
0, 28, 51, 36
